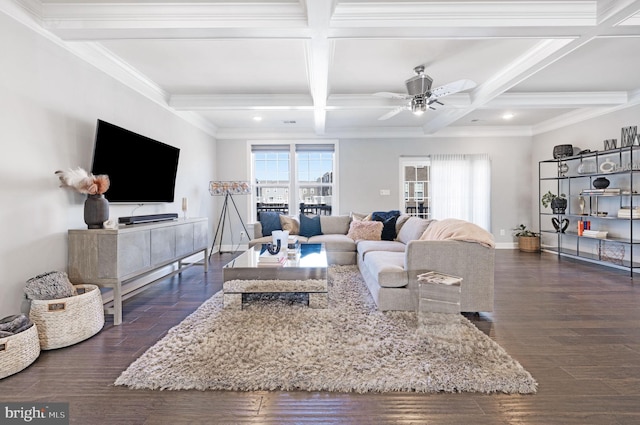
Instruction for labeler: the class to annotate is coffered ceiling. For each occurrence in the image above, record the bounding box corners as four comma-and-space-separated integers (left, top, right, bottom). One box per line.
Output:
5, 0, 640, 139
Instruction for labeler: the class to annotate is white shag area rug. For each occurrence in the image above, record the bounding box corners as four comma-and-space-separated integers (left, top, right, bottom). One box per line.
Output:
115, 266, 537, 394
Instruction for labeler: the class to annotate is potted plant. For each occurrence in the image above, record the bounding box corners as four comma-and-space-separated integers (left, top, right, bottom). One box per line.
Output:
513, 224, 540, 252
541, 190, 567, 214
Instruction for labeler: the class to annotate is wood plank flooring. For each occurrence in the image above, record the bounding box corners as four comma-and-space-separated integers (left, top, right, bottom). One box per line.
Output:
1, 250, 640, 424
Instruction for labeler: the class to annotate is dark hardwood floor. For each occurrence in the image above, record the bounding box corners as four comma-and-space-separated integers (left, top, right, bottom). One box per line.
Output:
2, 250, 640, 424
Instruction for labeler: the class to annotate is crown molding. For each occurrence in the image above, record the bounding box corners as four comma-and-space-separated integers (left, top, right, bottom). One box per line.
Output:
41, 2, 307, 28
214, 124, 532, 140
484, 91, 628, 108
332, 1, 596, 27
533, 88, 640, 135
40, 1, 309, 39
170, 94, 314, 110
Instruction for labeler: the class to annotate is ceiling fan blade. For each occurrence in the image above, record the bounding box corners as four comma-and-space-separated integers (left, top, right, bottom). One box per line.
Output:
429, 79, 477, 100
373, 92, 412, 100
378, 106, 407, 121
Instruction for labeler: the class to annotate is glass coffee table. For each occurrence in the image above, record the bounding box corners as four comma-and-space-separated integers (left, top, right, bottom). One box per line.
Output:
222, 243, 328, 310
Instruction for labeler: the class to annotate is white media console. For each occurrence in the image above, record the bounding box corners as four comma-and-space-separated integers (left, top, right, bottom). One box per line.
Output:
67, 217, 208, 325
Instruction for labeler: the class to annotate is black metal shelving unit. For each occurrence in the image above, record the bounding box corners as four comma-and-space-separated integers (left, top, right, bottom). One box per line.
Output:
539, 146, 640, 276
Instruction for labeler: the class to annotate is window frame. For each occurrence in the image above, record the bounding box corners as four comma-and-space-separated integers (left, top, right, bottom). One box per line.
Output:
399, 156, 431, 219
248, 140, 338, 221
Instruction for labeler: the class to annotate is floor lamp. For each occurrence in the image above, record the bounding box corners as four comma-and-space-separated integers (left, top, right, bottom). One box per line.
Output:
209, 181, 251, 260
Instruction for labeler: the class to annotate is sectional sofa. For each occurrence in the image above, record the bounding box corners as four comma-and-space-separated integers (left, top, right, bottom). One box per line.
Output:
249, 213, 494, 313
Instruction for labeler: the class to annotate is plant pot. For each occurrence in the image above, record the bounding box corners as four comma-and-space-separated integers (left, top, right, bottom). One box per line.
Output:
518, 236, 540, 253
551, 198, 567, 214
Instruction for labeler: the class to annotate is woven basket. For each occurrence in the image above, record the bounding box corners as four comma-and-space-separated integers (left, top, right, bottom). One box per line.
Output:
29, 284, 104, 350
0, 324, 40, 379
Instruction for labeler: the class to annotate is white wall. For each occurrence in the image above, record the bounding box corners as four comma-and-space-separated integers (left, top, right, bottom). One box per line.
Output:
216, 136, 532, 248
0, 13, 217, 317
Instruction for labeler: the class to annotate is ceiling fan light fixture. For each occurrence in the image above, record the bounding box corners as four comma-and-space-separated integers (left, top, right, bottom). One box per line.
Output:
411, 96, 427, 115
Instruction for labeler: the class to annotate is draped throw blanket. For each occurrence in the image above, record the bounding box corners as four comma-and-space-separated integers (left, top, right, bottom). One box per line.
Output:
420, 218, 495, 249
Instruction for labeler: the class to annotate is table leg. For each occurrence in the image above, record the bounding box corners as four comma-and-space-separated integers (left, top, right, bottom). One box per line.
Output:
113, 282, 122, 326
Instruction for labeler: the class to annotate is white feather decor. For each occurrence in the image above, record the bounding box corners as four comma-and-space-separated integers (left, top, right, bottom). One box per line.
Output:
55, 167, 110, 195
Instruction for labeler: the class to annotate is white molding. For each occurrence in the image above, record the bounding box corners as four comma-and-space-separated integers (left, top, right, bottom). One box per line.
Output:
215, 124, 532, 140
332, 1, 596, 27
533, 89, 640, 135
41, 2, 307, 29
432, 125, 532, 138
170, 94, 314, 110
618, 12, 640, 25
484, 91, 628, 108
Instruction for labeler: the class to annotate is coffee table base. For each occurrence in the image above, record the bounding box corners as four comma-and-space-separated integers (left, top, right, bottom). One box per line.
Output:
223, 279, 328, 310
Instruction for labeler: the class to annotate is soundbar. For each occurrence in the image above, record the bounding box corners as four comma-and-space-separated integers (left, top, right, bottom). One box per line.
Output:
119, 213, 179, 225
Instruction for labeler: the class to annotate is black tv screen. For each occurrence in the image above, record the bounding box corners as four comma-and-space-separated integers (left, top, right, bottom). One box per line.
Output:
91, 119, 180, 203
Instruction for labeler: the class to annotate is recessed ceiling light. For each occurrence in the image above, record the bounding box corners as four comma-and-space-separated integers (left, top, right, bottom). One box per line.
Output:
253, 116, 263, 122
502, 113, 515, 120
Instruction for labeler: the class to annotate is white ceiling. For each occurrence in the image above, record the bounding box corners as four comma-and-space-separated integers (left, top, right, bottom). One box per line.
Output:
6, 0, 640, 139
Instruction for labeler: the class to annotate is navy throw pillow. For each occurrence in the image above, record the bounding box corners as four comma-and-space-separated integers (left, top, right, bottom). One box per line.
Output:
299, 214, 322, 237
259, 211, 282, 237
372, 210, 401, 241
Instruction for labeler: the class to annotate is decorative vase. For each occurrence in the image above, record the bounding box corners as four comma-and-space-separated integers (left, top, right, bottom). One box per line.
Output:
593, 177, 610, 189
552, 217, 570, 233
551, 197, 567, 214
84, 194, 109, 229
553, 144, 573, 159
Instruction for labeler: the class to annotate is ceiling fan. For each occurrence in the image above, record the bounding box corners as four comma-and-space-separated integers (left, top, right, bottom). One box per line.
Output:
374, 65, 477, 121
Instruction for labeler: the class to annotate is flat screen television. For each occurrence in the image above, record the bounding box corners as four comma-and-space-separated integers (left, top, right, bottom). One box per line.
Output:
90, 119, 180, 203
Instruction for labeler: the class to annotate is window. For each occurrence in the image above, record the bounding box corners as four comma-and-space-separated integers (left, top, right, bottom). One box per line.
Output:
430, 154, 491, 230
296, 145, 334, 216
400, 154, 491, 230
251, 142, 336, 220
400, 157, 430, 218
252, 145, 290, 218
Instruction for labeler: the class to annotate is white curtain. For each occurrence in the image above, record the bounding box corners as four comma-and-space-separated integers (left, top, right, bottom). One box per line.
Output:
431, 154, 491, 231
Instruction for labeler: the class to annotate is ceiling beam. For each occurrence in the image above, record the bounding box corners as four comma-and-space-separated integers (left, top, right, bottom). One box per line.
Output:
304, 0, 336, 135
168, 91, 627, 112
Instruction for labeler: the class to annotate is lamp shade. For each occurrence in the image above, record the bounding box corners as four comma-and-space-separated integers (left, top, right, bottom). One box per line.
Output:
209, 181, 251, 196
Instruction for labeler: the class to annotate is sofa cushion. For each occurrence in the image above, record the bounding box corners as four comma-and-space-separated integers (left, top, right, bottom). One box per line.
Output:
350, 211, 371, 221
371, 210, 401, 241
357, 240, 406, 262
346, 220, 383, 241
279, 215, 300, 235
259, 211, 282, 237
319, 215, 351, 235
299, 214, 323, 237
397, 216, 435, 245
395, 214, 411, 234
363, 251, 407, 288
307, 234, 356, 252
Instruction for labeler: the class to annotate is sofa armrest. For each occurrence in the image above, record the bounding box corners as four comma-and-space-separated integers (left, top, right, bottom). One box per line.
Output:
253, 222, 263, 239
405, 240, 494, 312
